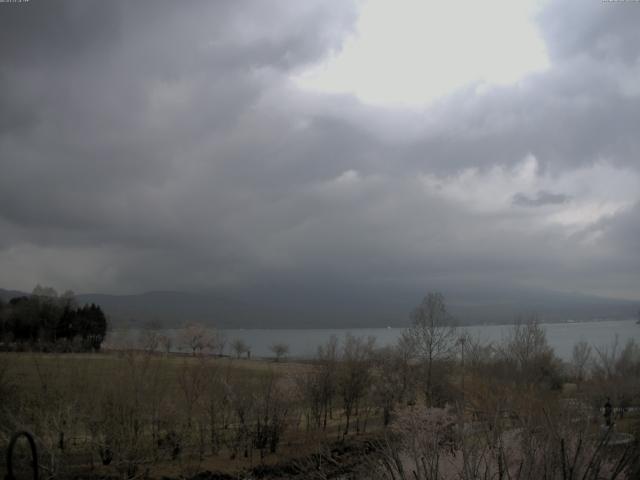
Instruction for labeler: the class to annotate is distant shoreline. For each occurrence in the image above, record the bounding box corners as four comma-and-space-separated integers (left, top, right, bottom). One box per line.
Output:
112, 317, 638, 331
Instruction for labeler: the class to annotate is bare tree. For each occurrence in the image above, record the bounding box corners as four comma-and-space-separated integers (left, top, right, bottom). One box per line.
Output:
210, 331, 226, 356
499, 314, 560, 387
296, 335, 339, 431
403, 292, 457, 406
231, 338, 249, 359
371, 406, 457, 480
589, 337, 640, 416
372, 346, 406, 426
252, 372, 292, 458
224, 372, 256, 459
177, 357, 209, 428
614, 338, 640, 377
90, 352, 155, 478
395, 333, 419, 405
269, 342, 289, 362
503, 315, 551, 367
463, 334, 495, 375
295, 370, 323, 431
180, 324, 214, 356
139, 330, 160, 354
593, 335, 620, 380
338, 334, 375, 435
202, 363, 228, 455
571, 340, 592, 382
138, 320, 164, 354
158, 334, 173, 355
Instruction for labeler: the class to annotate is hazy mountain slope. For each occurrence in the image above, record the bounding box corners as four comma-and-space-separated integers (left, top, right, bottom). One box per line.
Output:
0, 288, 27, 302
1, 287, 637, 328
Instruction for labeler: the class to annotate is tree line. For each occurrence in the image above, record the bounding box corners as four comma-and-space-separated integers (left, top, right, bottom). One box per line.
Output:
0, 285, 108, 351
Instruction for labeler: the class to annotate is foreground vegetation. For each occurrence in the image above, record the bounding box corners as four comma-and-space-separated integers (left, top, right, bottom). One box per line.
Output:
1, 293, 639, 479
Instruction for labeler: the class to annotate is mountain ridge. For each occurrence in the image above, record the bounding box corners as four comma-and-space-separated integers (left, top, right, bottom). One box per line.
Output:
1, 286, 637, 328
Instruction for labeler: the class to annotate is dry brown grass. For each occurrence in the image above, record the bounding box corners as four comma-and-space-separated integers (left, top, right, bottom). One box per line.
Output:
0, 351, 339, 478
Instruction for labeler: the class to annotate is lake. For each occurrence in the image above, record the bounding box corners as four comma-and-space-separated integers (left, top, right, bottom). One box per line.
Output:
107, 319, 640, 361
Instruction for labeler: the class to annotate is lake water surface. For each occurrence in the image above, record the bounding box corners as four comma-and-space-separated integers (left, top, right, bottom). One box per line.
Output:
108, 319, 640, 361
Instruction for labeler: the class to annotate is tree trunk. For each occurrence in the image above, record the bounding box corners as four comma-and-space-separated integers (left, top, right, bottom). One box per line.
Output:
426, 352, 433, 407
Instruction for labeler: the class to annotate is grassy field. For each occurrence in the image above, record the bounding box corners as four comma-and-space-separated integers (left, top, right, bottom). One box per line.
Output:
0, 350, 370, 479
2, 350, 311, 390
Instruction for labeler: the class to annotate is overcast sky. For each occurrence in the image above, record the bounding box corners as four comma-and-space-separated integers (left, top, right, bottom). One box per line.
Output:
1, 0, 639, 301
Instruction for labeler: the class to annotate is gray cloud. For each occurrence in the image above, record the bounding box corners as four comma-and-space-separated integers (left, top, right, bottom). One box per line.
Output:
0, 0, 639, 305
537, 0, 640, 64
512, 190, 571, 208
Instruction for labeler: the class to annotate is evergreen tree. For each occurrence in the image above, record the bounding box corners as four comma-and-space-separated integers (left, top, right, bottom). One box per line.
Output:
2, 289, 108, 351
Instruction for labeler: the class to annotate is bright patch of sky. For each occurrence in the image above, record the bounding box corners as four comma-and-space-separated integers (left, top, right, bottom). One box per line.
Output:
420, 155, 640, 235
294, 0, 550, 107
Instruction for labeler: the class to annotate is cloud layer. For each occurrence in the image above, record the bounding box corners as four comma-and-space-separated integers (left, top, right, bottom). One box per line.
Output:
1, 0, 639, 303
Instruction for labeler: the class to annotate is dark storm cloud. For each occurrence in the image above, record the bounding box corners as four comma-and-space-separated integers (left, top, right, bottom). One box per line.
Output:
0, 0, 638, 302
0, 0, 366, 291
398, 60, 640, 176
0, 1, 121, 67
